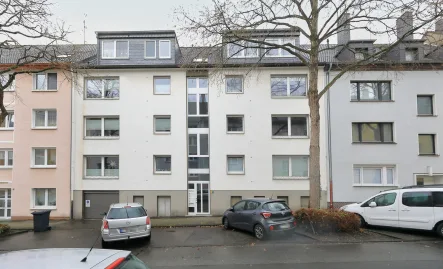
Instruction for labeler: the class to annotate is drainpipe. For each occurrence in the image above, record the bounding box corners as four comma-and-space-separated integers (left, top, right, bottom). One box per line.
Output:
69, 68, 74, 220
325, 62, 333, 209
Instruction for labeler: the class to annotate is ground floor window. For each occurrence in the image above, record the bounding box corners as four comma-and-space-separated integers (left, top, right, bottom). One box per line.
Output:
32, 188, 56, 208
353, 165, 395, 186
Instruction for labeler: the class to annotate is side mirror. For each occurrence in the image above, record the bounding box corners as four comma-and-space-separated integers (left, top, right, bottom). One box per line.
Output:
369, 202, 377, 208
101, 212, 107, 216
228, 207, 234, 212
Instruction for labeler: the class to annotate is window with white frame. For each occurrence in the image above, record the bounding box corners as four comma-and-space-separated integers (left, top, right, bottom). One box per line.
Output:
32, 188, 56, 208
350, 81, 392, 101
154, 77, 171, 94
154, 155, 171, 173
227, 42, 258, 58
159, 40, 171, 58
188, 133, 209, 169
227, 155, 245, 174
271, 76, 307, 97
353, 165, 395, 186
0, 150, 13, 167
0, 74, 14, 91
265, 38, 295, 57
272, 155, 309, 179
227, 115, 244, 133
84, 156, 119, 178
33, 109, 57, 128
417, 95, 434, 116
405, 48, 418, 61
188, 94, 208, 116
154, 115, 171, 133
102, 40, 129, 59
85, 117, 119, 138
272, 115, 308, 137
226, 76, 243, 93
32, 148, 56, 167
35, 73, 58, 90
0, 111, 14, 129
85, 78, 120, 99
145, 40, 156, 58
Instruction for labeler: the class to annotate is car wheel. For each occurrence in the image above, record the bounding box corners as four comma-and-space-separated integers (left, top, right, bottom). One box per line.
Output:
146, 234, 151, 242
254, 224, 266, 240
437, 223, 443, 237
358, 215, 366, 228
101, 239, 109, 249
223, 217, 230, 230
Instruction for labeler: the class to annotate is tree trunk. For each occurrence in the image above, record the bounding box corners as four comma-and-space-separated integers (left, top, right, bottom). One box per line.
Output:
0, 90, 7, 127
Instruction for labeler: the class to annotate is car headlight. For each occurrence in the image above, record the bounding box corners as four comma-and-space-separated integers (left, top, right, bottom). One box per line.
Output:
340, 205, 347, 211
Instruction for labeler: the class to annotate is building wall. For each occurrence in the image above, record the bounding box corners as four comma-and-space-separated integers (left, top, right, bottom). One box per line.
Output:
329, 71, 443, 203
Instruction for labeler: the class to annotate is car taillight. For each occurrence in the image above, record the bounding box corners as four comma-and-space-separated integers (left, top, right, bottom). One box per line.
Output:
103, 220, 109, 229
261, 212, 272, 219
146, 216, 151, 225
105, 257, 125, 269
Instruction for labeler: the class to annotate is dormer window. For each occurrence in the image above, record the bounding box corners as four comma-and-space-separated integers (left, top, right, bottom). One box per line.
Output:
405, 48, 418, 61
102, 40, 129, 59
265, 38, 295, 57
159, 40, 171, 59
227, 41, 258, 58
354, 48, 369, 60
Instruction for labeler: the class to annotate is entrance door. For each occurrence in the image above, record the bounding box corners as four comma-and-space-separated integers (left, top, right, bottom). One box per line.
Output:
188, 182, 210, 215
157, 196, 171, 217
0, 189, 11, 219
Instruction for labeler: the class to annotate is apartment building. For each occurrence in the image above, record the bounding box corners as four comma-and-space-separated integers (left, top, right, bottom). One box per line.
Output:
327, 12, 443, 206
71, 29, 328, 219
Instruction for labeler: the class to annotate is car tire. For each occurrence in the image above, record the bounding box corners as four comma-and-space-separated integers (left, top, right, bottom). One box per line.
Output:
101, 239, 109, 249
254, 224, 266, 240
146, 233, 151, 242
223, 217, 230, 230
436, 223, 443, 237
358, 215, 366, 228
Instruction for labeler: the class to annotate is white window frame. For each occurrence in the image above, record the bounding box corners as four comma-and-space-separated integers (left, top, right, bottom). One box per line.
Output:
227, 155, 245, 175
272, 155, 309, 180
153, 76, 171, 95
265, 38, 296, 57
33, 73, 58, 91
32, 148, 56, 168
84, 116, 120, 139
225, 76, 244, 94
227, 42, 259, 58
405, 48, 418, 62
188, 132, 209, 158
154, 115, 171, 134
145, 40, 157, 59
272, 115, 309, 138
226, 115, 244, 134
158, 40, 171, 59
0, 74, 15, 91
353, 165, 396, 187
417, 95, 435, 116
31, 188, 56, 209
101, 40, 129, 59
154, 155, 172, 174
0, 149, 13, 168
271, 76, 307, 97
32, 109, 57, 129
84, 78, 120, 99
0, 111, 14, 129
84, 156, 119, 179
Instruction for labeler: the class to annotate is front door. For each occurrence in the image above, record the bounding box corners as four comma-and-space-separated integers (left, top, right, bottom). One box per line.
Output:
363, 192, 399, 227
188, 182, 210, 215
399, 191, 434, 230
0, 189, 11, 219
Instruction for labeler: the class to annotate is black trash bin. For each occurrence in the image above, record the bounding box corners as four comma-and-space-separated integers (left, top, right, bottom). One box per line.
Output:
31, 210, 52, 232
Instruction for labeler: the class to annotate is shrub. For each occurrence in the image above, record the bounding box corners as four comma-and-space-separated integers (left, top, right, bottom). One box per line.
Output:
0, 224, 10, 235
294, 208, 360, 234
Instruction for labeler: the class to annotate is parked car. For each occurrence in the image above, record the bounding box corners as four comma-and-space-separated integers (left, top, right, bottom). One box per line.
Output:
101, 203, 151, 248
222, 198, 296, 239
0, 248, 150, 268
341, 185, 443, 236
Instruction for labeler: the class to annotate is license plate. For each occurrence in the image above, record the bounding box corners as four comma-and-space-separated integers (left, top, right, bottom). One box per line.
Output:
119, 228, 127, 233
280, 223, 290, 229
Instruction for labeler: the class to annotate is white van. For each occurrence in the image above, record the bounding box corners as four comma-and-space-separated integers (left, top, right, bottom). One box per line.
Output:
341, 186, 443, 236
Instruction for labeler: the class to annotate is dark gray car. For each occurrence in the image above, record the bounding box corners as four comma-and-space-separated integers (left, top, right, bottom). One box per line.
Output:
222, 198, 296, 239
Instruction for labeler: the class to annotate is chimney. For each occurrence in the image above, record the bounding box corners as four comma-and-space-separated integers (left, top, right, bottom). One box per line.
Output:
435, 19, 443, 33
396, 9, 414, 40
337, 13, 350, 45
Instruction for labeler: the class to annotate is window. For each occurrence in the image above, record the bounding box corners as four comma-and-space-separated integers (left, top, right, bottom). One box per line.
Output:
0, 150, 13, 167
188, 157, 210, 169
154, 116, 171, 133
272, 155, 309, 179
227, 156, 245, 174
33, 110, 57, 128
272, 116, 308, 137
353, 166, 395, 186
0, 111, 14, 129
188, 117, 209, 128
227, 115, 244, 133
265, 38, 295, 57
227, 42, 258, 58
245, 201, 259, 210
418, 134, 436, 155
405, 48, 418, 61
102, 40, 129, 59
352, 123, 393, 143
188, 94, 208, 116
0, 74, 14, 91
188, 134, 209, 156
433, 192, 443, 207
362, 193, 397, 207
271, 76, 307, 97
233, 200, 246, 211
32, 188, 56, 208
154, 77, 171, 94
84, 156, 119, 178
159, 40, 171, 59
226, 76, 243, 93
417, 95, 434, 115
35, 73, 57, 90
32, 148, 56, 167
354, 48, 369, 60
154, 156, 171, 174
85, 117, 119, 138
402, 192, 433, 207
145, 40, 156, 58
350, 81, 391, 101
85, 78, 120, 99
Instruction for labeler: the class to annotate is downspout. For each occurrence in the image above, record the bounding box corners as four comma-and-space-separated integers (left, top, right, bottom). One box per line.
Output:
326, 62, 333, 209
69, 68, 74, 219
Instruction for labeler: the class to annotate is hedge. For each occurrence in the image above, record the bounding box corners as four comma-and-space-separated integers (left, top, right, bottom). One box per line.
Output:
294, 208, 360, 234
0, 224, 10, 235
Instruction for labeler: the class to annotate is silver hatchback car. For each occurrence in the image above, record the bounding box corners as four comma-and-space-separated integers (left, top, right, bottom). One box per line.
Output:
101, 203, 151, 248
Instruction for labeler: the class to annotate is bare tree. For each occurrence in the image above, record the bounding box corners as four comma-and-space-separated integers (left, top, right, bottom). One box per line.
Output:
176, 0, 443, 208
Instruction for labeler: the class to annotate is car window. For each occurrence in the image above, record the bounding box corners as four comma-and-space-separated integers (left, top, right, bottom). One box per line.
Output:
362, 193, 397, 207
245, 201, 259, 210
262, 201, 289, 211
107, 208, 128, 219
402, 192, 433, 207
233, 201, 246, 211
108, 207, 147, 219
127, 207, 147, 218
433, 192, 443, 207
117, 254, 151, 269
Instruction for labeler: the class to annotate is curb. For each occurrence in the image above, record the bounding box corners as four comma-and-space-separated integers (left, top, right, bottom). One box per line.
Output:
0, 230, 29, 238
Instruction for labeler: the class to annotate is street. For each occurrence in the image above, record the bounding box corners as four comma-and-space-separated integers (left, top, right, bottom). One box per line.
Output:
1, 224, 443, 268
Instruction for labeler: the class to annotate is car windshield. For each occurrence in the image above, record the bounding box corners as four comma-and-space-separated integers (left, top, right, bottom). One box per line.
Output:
118, 254, 151, 269
107, 207, 147, 219
262, 201, 289, 211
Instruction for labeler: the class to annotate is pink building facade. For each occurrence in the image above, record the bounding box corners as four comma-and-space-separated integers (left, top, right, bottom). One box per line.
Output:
0, 69, 71, 220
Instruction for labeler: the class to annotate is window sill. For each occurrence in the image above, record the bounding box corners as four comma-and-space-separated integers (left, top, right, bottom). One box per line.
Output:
230, 56, 258, 59
144, 57, 157, 59
418, 154, 440, 157
101, 57, 130, 60
32, 127, 57, 130
352, 142, 397, 145
159, 56, 172, 59
271, 96, 307, 99
0, 128, 14, 131
84, 98, 120, 100
273, 177, 309, 180
272, 136, 309, 139
84, 137, 120, 140
30, 207, 56, 210
32, 90, 58, 92
154, 172, 172, 175
353, 184, 398, 187
350, 100, 394, 103
417, 114, 437, 117
227, 172, 245, 175
225, 91, 244, 94
153, 93, 171, 95
31, 166, 57, 169
154, 132, 171, 135
83, 177, 119, 180
0, 167, 12, 169
227, 131, 245, 134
